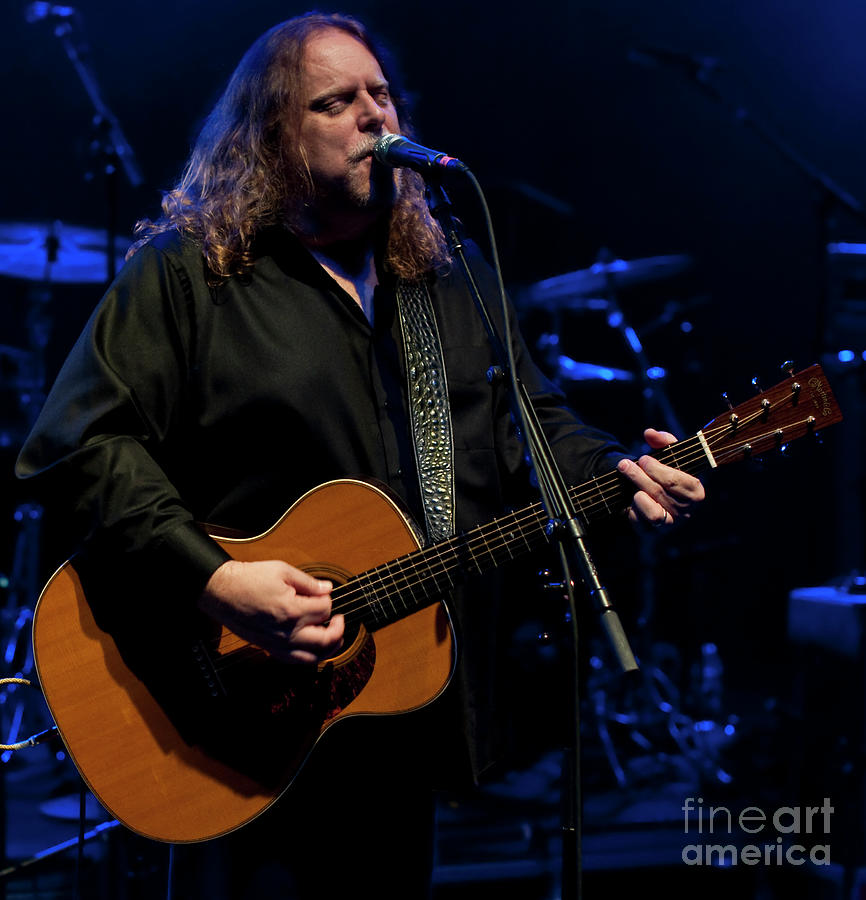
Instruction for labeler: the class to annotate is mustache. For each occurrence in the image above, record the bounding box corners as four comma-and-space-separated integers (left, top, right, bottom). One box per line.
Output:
348, 132, 395, 165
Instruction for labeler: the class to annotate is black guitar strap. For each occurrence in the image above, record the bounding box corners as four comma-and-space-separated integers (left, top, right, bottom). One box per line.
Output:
395, 279, 456, 543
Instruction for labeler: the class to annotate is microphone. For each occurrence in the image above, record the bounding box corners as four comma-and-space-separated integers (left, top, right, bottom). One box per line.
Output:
372, 134, 469, 175
25, 2, 75, 22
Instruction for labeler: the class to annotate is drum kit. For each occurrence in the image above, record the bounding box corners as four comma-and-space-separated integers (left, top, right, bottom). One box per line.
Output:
515, 249, 694, 437
513, 249, 739, 792
0, 220, 127, 768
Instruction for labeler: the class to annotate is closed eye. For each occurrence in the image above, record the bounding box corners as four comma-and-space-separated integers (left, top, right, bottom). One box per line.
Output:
372, 86, 392, 107
311, 94, 352, 115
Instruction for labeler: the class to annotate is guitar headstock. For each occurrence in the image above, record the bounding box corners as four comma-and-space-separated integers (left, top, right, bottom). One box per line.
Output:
700, 364, 843, 467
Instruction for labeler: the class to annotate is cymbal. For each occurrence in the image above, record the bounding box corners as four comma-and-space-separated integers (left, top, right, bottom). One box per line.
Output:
0, 221, 129, 284
523, 254, 692, 309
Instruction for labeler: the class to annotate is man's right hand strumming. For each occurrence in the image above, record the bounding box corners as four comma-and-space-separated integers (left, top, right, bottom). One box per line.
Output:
199, 559, 344, 665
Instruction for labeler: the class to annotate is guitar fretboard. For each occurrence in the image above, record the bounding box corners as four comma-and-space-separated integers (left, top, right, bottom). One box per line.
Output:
324, 364, 841, 632
332, 432, 715, 630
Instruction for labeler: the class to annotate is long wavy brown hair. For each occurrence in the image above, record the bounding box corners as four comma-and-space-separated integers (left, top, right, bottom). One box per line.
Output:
128, 13, 449, 282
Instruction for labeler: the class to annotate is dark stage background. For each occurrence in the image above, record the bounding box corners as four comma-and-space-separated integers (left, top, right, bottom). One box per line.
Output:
1, 1, 865, 897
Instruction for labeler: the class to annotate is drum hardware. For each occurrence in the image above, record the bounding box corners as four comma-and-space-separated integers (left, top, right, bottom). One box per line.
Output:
1, 505, 50, 767
591, 248, 687, 436
0, 216, 130, 665
0, 220, 133, 769
586, 639, 736, 791
2, 8, 145, 882
536, 333, 635, 385
0, 272, 54, 768
525, 248, 689, 434
526, 247, 736, 795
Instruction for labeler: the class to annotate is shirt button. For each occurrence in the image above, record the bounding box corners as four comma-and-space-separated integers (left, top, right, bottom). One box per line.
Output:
395, 467, 403, 477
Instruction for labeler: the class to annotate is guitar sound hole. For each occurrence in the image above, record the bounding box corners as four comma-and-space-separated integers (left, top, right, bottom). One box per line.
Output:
307, 566, 367, 665
324, 616, 365, 665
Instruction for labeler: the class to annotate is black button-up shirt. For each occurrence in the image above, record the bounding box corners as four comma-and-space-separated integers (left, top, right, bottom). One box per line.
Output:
16, 226, 628, 779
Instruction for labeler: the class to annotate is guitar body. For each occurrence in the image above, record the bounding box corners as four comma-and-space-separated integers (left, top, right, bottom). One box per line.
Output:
32, 479, 454, 843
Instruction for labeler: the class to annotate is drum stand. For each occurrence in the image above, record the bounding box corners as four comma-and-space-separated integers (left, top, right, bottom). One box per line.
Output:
1, 279, 52, 761
1, 503, 46, 765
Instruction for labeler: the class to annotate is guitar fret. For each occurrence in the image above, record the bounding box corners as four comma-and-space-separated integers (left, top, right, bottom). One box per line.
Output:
489, 519, 510, 562
392, 558, 425, 613
424, 545, 452, 595
663, 439, 688, 472
474, 519, 505, 569
390, 552, 447, 618
475, 529, 497, 569
453, 532, 483, 577
382, 559, 410, 614
502, 520, 518, 560
358, 579, 385, 627
377, 559, 404, 618
588, 474, 610, 518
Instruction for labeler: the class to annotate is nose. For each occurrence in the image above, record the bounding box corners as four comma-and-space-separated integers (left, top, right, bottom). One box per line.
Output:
358, 92, 387, 132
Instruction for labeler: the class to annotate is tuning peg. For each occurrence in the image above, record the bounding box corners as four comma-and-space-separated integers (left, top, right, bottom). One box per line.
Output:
801, 415, 822, 444
721, 391, 740, 427
751, 375, 763, 393
781, 360, 796, 377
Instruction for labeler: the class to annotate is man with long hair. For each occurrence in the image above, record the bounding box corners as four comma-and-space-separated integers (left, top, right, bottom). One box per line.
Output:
132, 13, 447, 287
17, 12, 703, 897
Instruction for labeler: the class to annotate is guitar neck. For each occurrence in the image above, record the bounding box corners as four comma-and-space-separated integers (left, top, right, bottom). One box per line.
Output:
333, 433, 713, 631
333, 362, 842, 630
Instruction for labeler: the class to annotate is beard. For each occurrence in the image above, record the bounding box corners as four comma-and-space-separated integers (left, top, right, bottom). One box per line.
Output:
335, 136, 399, 209
285, 134, 417, 243
295, 161, 400, 242
342, 157, 398, 211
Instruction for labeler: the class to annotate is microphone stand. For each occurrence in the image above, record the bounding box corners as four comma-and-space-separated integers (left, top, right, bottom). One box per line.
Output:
641, 51, 866, 357
49, 11, 143, 283
424, 175, 638, 900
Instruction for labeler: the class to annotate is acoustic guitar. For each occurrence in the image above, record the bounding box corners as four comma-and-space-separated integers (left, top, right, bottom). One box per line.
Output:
31, 364, 841, 843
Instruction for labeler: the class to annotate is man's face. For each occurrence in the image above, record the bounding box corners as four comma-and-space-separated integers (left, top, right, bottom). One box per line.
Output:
296, 28, 401, 223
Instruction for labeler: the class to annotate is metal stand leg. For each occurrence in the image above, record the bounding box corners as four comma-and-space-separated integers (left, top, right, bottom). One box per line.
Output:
0, 502, 47, 900
1, 503, 48, 764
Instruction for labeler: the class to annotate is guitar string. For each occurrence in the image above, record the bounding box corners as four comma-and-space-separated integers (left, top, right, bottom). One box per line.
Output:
207, 449, 787, 672
208, 399, 812, 665
209, 406, 806, 667
208, 397, 814, 668
269, 400, 801, 624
